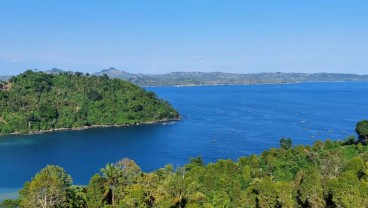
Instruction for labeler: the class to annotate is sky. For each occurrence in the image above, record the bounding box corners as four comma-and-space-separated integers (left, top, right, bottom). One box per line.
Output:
0, 0, 367, 75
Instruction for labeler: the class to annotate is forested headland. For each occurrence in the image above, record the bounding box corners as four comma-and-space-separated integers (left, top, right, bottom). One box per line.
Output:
2, 121, 368, 208
0, 70, 179, 135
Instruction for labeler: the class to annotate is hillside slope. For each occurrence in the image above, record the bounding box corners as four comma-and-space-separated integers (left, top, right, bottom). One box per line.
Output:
0, 70, 179, 135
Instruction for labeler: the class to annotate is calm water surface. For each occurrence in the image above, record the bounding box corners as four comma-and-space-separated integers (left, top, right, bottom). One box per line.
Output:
1, 82, 368, 198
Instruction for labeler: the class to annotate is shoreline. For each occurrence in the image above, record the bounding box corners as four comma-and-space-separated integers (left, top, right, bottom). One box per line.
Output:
142, 80, 368, 88
0, 117, 181, 137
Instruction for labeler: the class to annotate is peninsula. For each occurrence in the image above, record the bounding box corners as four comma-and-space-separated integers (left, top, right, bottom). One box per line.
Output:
0, 70, 179, 135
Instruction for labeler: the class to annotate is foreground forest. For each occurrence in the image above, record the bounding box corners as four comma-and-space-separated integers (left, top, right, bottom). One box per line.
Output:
2, 121, 368, 208
0, 70, 179, 135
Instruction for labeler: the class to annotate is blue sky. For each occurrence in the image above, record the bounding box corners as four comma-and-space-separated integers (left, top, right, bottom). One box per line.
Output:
0, 0, 367, 75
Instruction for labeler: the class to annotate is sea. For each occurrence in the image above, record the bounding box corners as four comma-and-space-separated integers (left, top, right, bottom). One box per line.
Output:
1, 82, 368, 200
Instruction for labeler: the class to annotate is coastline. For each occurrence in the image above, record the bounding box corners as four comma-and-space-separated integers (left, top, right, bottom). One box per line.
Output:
142, 80, 368, 88
0, 117, 181, 137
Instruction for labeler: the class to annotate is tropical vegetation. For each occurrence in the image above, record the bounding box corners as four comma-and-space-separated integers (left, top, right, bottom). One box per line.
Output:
0, 70, 179, 135
2, 121, 368, 207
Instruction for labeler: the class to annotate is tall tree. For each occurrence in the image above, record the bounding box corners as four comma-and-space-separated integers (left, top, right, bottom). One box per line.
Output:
86, 174, 107, 208
326, 171, 367, 207
164, 167, 187, 208
115, 158, 142, 184
356, 120, 368, 143
295, 168, 325, 208
280, 138, 292, 150
19, 165, 72, 208
100, 163, 121, 207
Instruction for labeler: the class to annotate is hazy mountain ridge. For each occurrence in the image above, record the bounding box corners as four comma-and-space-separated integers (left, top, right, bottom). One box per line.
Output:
94, 67, 141, 80
44, 68, 74, 74
0, 75, 11, 81
2, 68, 368, 86
94, 68, 368, 86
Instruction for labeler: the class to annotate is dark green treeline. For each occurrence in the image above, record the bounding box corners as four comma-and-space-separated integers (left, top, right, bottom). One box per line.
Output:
3, 131, 368, 207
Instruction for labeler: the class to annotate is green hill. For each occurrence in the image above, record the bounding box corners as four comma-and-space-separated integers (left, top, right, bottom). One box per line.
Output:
0, 70, 179, 135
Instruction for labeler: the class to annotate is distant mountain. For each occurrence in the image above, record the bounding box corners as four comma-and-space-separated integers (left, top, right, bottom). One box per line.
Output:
3, 68, 368, 86
44, 68, 73, 74
94, 67, 140, 80
0, 75, 11, 81
93, 69, 368, 86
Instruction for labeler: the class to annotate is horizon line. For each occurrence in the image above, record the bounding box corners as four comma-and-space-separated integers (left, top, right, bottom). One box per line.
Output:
1, 68, 367, 76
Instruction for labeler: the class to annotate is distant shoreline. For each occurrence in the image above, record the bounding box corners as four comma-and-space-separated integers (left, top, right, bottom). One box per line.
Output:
0, 117, 181, 137
143, 80, 368, 88
3, 70, 368, 87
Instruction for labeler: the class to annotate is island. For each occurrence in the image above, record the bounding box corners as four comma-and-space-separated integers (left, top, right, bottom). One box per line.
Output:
0, 70, 180, 135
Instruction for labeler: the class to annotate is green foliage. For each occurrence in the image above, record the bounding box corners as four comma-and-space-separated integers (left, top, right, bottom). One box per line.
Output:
252, 177, 295, 208
66, 186, 87, 208
115, 158, 142, 184
100, 163, 121, 206
185, 157, 204, 171
295, 168, 325, 207
18, 165, 73, 208
0, 71, 179, 135
0, 199, 20, 208
343, 135, 357, 145
86, 174, 108, 208
8, 122, 368, 207
326, 171, 368, 207
356, 120, 368, 142
11, 141, 368, 207
280, 138, 292, 150
345, 157, 364, 173
87, 90, 103, 101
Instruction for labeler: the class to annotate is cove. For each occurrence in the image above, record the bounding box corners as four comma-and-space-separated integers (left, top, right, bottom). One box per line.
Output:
1, 82, 368, 198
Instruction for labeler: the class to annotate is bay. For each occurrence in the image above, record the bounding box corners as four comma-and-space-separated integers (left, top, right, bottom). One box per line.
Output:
1, 82, 368, 199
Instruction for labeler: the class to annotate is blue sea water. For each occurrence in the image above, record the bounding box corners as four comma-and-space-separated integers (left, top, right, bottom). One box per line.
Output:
1, 82, 368, 199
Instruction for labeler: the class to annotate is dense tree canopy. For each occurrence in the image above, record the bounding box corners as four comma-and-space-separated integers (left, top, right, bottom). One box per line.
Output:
279, 138, 292, 150
18, 165, 73, 208
356, 120, 368, 142
0, 70, 179, 135
5, 127, 368, 207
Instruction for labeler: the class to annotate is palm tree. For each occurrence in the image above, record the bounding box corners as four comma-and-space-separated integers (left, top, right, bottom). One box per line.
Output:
100, 163, 121, 207
165, 167, 187, 208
